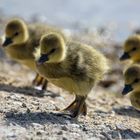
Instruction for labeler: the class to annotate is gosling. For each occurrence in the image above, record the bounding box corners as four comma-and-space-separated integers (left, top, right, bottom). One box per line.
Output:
122, 64, 140, 111
34, 32, 109, 118
120, 34, 140, 63
2, 18, 66, 90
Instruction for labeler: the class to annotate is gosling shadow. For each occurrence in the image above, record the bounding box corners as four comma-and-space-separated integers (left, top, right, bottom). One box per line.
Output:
113, 106, 140, 118
0, 83, 60, 98
5, 111, 75, 127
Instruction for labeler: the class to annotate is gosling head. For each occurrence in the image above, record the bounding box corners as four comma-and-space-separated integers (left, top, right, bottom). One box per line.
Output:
122, 65, 140, 95
2, 19, 29, 47
37, 32, 66, 64
120, 35, 140, 62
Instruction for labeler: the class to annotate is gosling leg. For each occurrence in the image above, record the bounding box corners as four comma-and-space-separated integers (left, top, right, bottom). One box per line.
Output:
58, 95, 87, 118
32, 73, 40, 85
32, 73, 48, 90
36, 76, 43, 87
62, 96, 87, 116
81, 102, 87, 116
41, 79, 48, 90
62, 97, 77, 111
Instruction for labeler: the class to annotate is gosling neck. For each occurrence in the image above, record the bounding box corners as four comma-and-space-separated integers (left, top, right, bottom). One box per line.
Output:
58, 43, 67, 63
22, 24, 29, 43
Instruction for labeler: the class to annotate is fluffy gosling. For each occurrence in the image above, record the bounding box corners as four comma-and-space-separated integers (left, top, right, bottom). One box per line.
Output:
34, 32, 109, 118
120, 34, 140, 62
122, 64, 140, 110
2, 18, 66, 90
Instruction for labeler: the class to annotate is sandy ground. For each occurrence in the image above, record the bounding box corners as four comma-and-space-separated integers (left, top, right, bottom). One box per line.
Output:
0, 49, 139, 140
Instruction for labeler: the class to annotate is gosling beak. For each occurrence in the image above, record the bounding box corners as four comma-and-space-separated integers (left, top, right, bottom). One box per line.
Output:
122, 84, 133, 95
120, 52, 130, 61
37, 54, 49, 65
2, 37, 13, 47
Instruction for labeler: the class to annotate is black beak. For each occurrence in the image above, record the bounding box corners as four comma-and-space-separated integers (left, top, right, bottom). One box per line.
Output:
37, 54, 49, 65
122, 84, 133, 95
120, 52, 130, 61
2, 37, 13, 47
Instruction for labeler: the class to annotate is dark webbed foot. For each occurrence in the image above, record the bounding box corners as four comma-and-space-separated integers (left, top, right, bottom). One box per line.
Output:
55, 95, 87, 119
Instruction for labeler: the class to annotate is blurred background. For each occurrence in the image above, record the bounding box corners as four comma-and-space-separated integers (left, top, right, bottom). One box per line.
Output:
1, 0, 140, 41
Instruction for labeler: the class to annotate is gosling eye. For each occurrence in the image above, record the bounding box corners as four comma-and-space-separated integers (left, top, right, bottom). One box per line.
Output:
131, 47, 137, 52
14, 32, 19, 36
134, 78, 139, 83
46, 48, 56, 56
50, 48, 56, 54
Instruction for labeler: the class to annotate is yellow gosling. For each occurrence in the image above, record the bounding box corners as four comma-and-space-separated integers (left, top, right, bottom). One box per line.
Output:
34, 32, 109, 118
2, 18, 66, 90
122, 64, 140, 110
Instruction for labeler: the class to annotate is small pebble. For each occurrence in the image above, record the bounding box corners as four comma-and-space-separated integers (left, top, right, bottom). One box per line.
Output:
61, 126, 68, 131
57, 131, 63, 135
22, 103, 27, 108
26, 108, 31, 113
63, 137, 67, 140
6, 112, 14, 118
36, 131, 42, 135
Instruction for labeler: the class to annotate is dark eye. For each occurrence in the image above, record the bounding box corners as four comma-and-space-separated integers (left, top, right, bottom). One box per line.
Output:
47, 48, 56, 56
134, 78, 139, 83
131, 47, 137, 51
50, 48, 56, 54
14, 32, 19, 36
